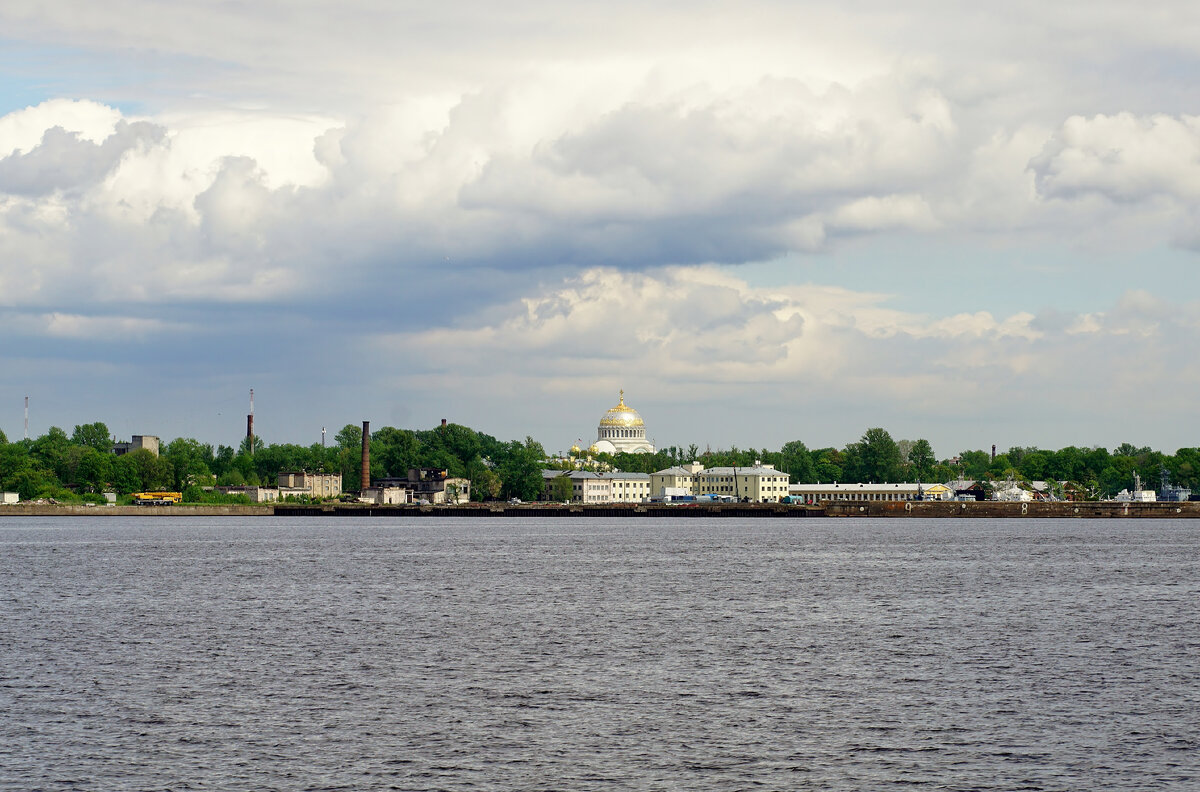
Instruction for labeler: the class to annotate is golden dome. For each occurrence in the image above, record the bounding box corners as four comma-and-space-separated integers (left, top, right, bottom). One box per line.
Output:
599, 390, 645, 427
570, 444, 582, 455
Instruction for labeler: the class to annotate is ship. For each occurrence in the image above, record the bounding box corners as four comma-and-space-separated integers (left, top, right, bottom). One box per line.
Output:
1158, 467, 1192, 502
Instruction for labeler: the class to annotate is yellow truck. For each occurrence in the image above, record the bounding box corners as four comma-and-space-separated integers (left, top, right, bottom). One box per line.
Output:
131, 491, 183, 506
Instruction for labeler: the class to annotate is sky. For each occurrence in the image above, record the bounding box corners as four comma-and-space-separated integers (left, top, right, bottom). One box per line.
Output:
2, 0, 1200, 458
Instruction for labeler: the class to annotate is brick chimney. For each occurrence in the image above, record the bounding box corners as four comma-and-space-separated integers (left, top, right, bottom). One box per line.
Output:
361, 420, 370, 491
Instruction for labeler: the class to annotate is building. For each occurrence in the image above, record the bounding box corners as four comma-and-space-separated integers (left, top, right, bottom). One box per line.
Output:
541, 469, 651, 503
542, 470, 610, 503
788, 482, 935, 504
277, 471, 342, 498
581, 391, 655, 455
921, 483, 955, 501
602, 471, 651, 503
361, 486, 410, 505
650, 463, 704, 498
375, 469, 470, 504
216, 486, 281, 502
111, 435, 160, 457
1, 492, 18, 505
696, 465, 791, 503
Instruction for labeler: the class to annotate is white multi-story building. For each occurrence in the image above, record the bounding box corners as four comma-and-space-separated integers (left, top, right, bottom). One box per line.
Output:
541, 469, 651, 503
695, 465, 791, 503
650, 463, 704, 498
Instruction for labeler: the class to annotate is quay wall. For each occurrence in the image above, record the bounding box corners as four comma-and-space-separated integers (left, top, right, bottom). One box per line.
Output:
0, 504, 274, 517
823, 500, 1200, 518
273, 503, 823, 518
276, 501, 1200, 518
3, 501, 1198, 518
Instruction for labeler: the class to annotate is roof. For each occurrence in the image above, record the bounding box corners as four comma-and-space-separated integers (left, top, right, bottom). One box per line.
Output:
698, 466, 787, 477
788, 482, 937, 492
653, 466, 697, 476
541, 469, 649, 481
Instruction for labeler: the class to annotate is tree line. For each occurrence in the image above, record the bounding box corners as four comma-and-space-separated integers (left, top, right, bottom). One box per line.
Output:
568, 428, 1200, 498
0, 422, 548, 503
2, 421, 1195, 503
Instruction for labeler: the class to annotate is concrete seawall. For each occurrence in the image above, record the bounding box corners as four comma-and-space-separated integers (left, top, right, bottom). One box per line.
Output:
3, 501, 1197, 518
0, 504, 275, 517
824, 500, 1200, 518
275, 501, 1200, 518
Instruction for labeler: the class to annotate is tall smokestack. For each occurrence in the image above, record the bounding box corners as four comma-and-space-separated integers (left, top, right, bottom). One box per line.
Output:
991, 444, 996, 461
247, 388, 255, 455
361, 420, 371, 492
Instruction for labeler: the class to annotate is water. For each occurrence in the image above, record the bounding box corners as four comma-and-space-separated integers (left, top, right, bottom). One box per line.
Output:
1, 517, 1197, 790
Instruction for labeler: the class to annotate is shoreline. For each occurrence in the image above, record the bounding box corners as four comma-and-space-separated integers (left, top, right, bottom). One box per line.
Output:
2, 501, 1198, 518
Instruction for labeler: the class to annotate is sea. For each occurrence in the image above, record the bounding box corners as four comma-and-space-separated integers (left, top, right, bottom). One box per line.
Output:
1, 516, 1197, 791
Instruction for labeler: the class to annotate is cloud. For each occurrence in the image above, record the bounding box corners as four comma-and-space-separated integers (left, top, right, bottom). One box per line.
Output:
374, 266, 1057, 390
1032, 113, 1200, 203
0, 309, 183, 339
0, 120, 165, 196
4, 2, 1200, 453
360, 265, 1200, 448
0, 98, 122, 154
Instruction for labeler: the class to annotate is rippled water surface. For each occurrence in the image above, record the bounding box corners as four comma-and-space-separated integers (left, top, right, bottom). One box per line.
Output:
2, 516, 1198, 790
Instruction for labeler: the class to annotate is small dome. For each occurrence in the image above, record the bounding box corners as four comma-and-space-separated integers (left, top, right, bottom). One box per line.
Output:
598, 390, 645, 428
570, 444, 582, 455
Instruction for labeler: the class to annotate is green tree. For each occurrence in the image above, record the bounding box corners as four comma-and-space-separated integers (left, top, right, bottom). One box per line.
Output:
812, 448, 844, 483
496, 436, 546, 501
1171, 448, 1200, 490
71, 422, 112, 452
31, 427, 72, 480
212, 445, 236, 477
7, 467, 52, 500
956, 450, 991, 480
908, 439, 935, 480
73, 447, 113, 493
1113, 443, 1151, 458
780, 440, 816, 483
114, 448, 172, 492
847, 428, 903, 483
471, 466, 502, 501
373, 427, 421, 477
164, 437, 214, 490
1016, 450, 1049, 480
550, 474, 574, 502
335, 424, 362, 450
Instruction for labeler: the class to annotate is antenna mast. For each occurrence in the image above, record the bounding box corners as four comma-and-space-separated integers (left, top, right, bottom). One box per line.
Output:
24, 396, 29, 440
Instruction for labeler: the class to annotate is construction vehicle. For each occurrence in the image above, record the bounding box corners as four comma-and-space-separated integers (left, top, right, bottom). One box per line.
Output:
131, 491, 183, 506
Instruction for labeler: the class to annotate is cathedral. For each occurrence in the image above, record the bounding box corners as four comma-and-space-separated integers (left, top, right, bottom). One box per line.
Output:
574, 391, 655, 455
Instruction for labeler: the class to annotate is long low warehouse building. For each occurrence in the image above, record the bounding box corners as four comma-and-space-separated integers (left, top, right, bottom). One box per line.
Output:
789, 482, 953, 503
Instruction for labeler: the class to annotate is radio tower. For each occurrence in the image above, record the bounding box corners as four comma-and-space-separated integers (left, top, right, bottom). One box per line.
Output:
24, 396, 29, 440
246, 388, 255, 455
